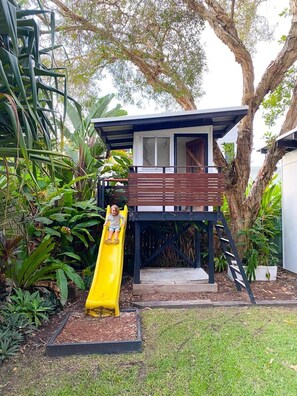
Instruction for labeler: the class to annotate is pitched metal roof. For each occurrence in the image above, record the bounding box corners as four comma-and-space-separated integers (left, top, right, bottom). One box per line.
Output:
260, 128, 297, 154
92, 106, 248, 150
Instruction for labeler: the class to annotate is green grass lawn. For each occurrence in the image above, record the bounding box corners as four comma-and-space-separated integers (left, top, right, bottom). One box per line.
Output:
1, 307, 297, 396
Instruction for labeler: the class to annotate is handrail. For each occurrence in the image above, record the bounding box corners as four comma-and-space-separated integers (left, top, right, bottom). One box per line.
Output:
129, 165, 222, 173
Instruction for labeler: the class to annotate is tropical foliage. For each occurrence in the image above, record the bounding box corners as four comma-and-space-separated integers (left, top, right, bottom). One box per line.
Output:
0, 1, 132, 318
3, 234, 85, 304
0, 0, 71, 176
63, 94, 128, 200
100, 149, 133, 179
0, 287, 57, 363
240, 178, 282, 281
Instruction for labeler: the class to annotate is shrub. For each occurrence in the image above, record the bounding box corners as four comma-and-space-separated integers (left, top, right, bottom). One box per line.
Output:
8, 288, 56, 327
0, 288, 58, 363
6, 236, 85, 305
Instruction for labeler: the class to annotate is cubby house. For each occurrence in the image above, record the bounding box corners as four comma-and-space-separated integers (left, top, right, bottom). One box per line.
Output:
93, 106, 255, 302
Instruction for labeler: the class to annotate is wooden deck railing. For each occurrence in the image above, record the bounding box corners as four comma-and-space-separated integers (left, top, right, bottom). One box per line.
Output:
127, 166, 225, 209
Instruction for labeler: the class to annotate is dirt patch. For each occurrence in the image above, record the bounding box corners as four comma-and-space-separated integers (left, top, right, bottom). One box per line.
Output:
54, 311, 138, 343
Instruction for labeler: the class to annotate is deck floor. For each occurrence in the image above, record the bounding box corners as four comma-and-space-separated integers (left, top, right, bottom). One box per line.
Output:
133, 267, 218, 295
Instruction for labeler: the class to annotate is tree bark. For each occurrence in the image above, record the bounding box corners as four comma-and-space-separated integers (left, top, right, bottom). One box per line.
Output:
280, 79, 297, 133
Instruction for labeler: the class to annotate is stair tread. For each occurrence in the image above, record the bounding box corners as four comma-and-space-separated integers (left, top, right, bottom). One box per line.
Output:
224, 251, 235, 258
229, 264, 241, 273
235, 278, 246, 288
219, 237, 230, 243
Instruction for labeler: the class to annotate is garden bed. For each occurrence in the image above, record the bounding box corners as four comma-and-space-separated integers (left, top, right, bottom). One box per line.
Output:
46, 309, 141, 356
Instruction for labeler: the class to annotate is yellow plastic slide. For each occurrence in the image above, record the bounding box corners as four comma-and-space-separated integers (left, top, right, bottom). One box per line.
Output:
85, 205, 128, 317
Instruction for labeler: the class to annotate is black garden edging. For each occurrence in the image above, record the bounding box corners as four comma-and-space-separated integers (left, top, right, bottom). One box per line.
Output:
46, 309, 142, 356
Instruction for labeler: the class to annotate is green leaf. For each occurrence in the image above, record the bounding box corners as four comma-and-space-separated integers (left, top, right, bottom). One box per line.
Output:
73, 220, 99, 229
44, 227, 61, 237
56, 269, 68, 305
59, 252, 82, 261
63, 266, 85, 290
16, 236, 55, 287
66, 98, 83, 131
35, 217, 53, 225
75, 227, 94, 242
0, 48, 28, 104
49, 213, 71, 222
73, 199, 97, 210
71, 230, 88, 247
0, 0, 18, 51
68, 213, 100, 223
28, 263, 65, 284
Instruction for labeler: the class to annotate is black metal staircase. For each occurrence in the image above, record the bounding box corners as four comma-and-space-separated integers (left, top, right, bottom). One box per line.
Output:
215, 213, 256, 304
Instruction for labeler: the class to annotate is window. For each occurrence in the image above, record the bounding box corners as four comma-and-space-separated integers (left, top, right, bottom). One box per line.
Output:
143, 137, 170, 166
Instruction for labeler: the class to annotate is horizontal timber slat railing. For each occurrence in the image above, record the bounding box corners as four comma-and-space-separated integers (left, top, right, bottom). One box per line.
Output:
128, 166, 225, 209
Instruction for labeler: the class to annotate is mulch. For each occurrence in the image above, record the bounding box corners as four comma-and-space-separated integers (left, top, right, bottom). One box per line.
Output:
54, 311, 138, 343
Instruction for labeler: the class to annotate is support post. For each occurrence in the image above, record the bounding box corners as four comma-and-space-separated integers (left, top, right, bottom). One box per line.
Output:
133, 221, 141, 284
194, 227, 201, 268
208, 221, 214, 284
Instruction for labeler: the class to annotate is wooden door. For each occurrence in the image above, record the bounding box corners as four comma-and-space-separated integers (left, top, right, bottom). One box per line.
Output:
186, 137, 205, 172
185, 137, 206, 211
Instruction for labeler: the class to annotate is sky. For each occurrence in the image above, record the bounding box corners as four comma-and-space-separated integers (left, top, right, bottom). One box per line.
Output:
100, 1, 290, 166
196, 0, 289, 165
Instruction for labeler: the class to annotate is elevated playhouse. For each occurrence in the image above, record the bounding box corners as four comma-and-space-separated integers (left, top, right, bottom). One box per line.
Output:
87, 107, 255, 316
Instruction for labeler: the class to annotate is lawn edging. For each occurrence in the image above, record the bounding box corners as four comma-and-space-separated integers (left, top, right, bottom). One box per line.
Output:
133, 299, 297, 309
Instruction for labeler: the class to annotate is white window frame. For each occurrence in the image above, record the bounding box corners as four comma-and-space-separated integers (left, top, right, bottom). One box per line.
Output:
141, 136, 171, 167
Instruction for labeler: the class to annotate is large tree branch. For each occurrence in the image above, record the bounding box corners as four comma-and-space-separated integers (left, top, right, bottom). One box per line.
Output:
185, 0, 297, 203
50, 0, 111, 38
246, 71, 297, 213
254, 0, 297, 111
246, 144, 285, 215
280, 79, 297, 134
123, 49, 196, 109
50, 0, 197, 110
213, 139, 227, 168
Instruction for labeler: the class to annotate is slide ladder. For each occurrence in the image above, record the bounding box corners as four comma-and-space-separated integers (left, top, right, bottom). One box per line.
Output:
215, 213, 256, 304
85, 205, 128, 317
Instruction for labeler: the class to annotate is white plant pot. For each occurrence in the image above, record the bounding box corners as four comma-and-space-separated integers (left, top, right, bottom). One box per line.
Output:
227, 265, 278, 281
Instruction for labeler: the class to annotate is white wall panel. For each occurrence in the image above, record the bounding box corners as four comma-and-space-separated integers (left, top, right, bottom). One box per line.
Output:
282, 151, 297, 273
